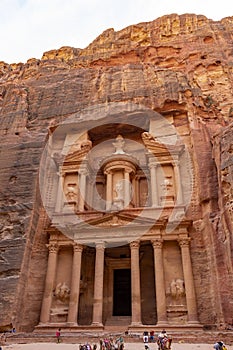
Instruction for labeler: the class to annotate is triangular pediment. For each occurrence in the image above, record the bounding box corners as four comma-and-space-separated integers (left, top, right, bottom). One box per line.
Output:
63, 149, 88, 164
141, 132, 184, 156
82, 212, 159, 228
52, 149, 87, 167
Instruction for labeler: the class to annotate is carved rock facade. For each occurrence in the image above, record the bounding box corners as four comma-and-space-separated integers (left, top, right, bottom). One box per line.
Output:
0, 14, 233, 332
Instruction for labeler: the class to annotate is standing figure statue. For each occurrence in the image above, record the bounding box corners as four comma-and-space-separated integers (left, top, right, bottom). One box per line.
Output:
112, 135, 126, 154
114, 181, 124, 200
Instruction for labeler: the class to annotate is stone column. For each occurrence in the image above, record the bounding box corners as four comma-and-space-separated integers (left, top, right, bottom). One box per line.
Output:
179, 239, 199, 323
78, 169, 87, 211
55, 173, 64, 212
173, 161, 183, 205
40, 243, 59, 323
152, 239, 168, 325
130, 241, 142, 326
105, 171, 113, 210
134, 176, 140, 207
124, 170, 131, 208
67, 244, 83, 324
92, 242, 105, 326
149, 163, 159, 207
89, 177, 95, 211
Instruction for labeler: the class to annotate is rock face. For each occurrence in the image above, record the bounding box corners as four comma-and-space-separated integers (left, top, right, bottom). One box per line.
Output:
0, 14, 233, 332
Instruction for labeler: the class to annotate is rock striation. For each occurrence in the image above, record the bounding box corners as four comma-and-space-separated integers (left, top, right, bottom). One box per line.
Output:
0, 14, 232, 332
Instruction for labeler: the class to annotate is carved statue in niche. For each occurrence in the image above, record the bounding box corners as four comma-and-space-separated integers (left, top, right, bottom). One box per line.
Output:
161, 176, 173, 195
168, 278, 185, 305
112, 135, 126, 154
112, 180, 125, 210
114, 181, 124, 200
170, 279, 177, 298
141, 131, 155, 142
176, 278, 185, 298
160, 175, 174, 205
53, 282, 70, 303
65, 183, 78, 203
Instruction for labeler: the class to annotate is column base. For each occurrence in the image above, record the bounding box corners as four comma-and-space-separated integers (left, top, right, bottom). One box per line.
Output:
37, 322, 50, 326
91, 322, 104, 329
66, 322, 78, 326
152, 204, 159, 208
156, 321, 169, 327
187, 320, 203, 327
128, 322, 143, 331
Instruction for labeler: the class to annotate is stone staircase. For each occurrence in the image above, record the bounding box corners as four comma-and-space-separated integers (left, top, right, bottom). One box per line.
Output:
104, 316, 132, 332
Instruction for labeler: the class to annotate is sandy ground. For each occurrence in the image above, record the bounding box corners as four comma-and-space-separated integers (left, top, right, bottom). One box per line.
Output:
1, 343, 233, 350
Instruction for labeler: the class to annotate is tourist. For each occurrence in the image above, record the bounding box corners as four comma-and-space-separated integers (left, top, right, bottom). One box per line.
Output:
99, 338, 104, 349
86, 342, 92, 350
213, 341, 227, 350
116, 335, 124, 350
157, 329, 165, 347
149, 330, 155, 342
157, 329, 172, 350
143, 331, 149, 343
55, 328, 61, 343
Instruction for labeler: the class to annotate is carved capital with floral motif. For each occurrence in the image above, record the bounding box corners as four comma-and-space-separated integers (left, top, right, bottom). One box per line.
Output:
151, 238, 163, 249
73, 243, 83, 253
46, 243, 59, 254
130, 240, 140, 250
178, 238, 190, 248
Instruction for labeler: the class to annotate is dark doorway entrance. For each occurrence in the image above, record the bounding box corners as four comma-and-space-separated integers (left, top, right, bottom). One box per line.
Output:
113, 269, 131, 316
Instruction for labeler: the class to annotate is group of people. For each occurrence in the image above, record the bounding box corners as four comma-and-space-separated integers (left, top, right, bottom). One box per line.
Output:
143, 329, 172, 350
55, 330, 124, 349
142, 330, 228, 350
100, 337, 124, 350
79, 337, 124, 350
79, 344, 97, 350
55, 328, 228, 350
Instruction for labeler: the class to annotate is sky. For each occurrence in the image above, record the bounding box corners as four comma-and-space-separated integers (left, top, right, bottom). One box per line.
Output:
0, 0, 232, 64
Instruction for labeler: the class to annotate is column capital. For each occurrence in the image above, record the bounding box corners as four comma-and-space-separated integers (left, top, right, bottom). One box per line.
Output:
172, 159, 180, 166
148, 156, 159, 165
104, 169, 112, 175
73, 243, 83, 253
130, 240, 140, 249
79, 168, 88, 176
95, 242, 105, 250
59, 171, 66, 178
149, 162, 159, 169
178, 238, 190, 248
124, 168, 132, 175
151, 238, 163, 249
46, 243, 59, 254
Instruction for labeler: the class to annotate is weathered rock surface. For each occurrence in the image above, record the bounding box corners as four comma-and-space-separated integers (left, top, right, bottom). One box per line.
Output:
0, 14, 232, 331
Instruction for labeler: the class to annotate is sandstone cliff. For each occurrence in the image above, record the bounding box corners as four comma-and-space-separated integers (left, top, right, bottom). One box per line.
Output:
0, 14, 232, 331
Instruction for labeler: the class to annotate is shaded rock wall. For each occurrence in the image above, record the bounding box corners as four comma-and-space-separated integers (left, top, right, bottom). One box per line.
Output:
0, 13, 233, 330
